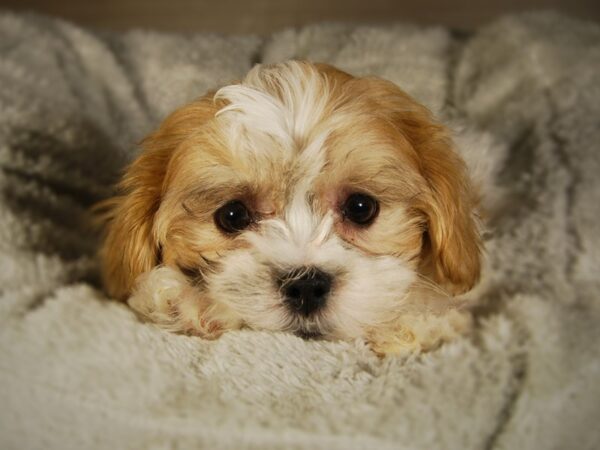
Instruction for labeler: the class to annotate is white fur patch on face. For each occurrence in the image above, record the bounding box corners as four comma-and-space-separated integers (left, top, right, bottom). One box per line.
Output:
214, 62, 333, 160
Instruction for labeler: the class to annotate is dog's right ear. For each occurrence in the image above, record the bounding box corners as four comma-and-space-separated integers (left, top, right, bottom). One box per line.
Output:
97, 95, 219, 300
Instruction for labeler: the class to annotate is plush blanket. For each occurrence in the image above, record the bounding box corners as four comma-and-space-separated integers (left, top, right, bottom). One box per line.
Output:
1, 10, 599, 450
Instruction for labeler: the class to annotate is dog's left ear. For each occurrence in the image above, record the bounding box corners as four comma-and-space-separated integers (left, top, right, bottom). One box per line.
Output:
413, 131, 482, 295
359, 77, 482, 295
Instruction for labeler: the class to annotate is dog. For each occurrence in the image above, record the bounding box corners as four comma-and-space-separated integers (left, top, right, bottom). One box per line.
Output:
99, 61, 484, 354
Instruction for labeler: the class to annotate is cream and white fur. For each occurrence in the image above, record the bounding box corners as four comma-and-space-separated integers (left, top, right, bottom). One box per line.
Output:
102, 61, 489, 354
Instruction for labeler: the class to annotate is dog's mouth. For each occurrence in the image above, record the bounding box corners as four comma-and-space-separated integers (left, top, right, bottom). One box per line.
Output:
294, 329, 324, 340
289, 314, 330, 340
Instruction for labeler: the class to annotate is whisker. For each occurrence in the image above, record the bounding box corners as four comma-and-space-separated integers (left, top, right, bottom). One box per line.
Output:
413, 273, 451, 298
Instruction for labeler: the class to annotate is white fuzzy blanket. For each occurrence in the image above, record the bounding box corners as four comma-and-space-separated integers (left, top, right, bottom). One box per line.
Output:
1, 10, 599, 450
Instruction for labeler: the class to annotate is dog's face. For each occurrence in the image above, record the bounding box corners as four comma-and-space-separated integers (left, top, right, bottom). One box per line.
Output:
100, 62, 481, 347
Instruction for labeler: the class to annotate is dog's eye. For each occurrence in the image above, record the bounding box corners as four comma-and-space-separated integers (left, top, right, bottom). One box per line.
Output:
214, 200, 252, 233
342, 193, 379, 225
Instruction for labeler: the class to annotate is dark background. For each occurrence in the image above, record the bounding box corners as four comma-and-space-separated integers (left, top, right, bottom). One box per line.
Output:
1, 0, 599, 33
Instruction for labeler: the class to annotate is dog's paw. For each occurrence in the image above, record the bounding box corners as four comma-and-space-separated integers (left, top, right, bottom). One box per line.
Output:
128, 266, 223, 337
366, 310, 473, 356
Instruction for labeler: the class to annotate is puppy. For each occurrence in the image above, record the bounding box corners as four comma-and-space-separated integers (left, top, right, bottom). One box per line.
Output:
99, 61, 482, 354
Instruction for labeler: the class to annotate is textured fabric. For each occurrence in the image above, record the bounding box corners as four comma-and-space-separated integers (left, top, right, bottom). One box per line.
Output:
0, 10, 599, 450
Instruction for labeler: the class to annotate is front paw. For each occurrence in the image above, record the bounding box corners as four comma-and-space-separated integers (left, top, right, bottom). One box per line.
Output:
367, 310, 473, 356
128, 266, 223, 338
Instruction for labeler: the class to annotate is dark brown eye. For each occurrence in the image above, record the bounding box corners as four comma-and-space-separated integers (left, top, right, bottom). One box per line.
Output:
342, 193, 379, 225
214, 200, 252, 233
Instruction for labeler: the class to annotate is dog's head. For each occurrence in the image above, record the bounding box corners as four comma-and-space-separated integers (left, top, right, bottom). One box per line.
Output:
100, 61, 481, 341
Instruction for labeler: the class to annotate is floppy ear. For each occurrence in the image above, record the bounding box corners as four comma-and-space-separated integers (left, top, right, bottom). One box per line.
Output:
362, 78, 482, 295
98, 95, 219, 300
98, 143, 168, 300
415, 134, 482, 295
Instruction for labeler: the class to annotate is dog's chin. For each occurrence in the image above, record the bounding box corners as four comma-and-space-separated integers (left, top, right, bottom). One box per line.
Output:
287, 314, 331, 340
293, 328, 324, 340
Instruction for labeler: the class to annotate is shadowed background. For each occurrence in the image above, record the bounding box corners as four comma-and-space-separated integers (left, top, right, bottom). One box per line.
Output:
2, 0, 599, 33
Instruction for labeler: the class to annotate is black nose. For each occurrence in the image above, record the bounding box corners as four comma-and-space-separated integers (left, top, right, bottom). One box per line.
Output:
280, 268, 332, 317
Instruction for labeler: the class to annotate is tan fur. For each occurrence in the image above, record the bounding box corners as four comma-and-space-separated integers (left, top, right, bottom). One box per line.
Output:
98, 94, 222, 299
97, 61, 482, 353
335, 75, 482, 294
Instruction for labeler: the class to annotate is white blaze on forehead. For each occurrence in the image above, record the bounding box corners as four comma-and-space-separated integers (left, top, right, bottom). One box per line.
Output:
214, 61, 333, 159
233, 129, 330, 269
215, 85, 294, 152
243, 131, 334, 264
283, 130, 329, 245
